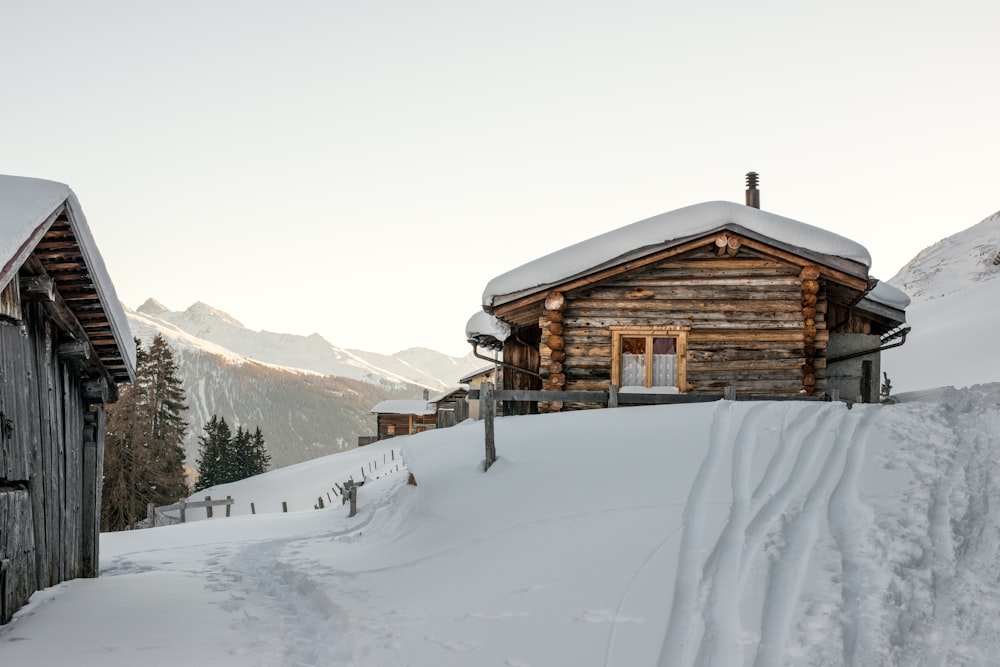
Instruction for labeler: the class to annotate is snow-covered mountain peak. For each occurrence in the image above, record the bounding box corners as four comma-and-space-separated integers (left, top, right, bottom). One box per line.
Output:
889, 209, 1000, 302
181, 301, 247, 330
136, 297, 171, 317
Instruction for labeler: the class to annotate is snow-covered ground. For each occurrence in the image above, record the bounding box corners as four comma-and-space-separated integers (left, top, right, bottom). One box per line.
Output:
1, 214, 999, 666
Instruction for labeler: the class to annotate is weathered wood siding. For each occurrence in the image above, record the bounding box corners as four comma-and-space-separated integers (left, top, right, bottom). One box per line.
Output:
376, 413, 437, 440
0, 301, 103, 624
542, 250, 831, 399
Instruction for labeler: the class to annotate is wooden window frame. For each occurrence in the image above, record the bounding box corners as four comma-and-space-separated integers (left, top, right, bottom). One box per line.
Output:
610, 326, 689, 392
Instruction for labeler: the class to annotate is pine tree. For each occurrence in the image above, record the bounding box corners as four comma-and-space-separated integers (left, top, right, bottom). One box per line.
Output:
195, 419, 270, 489
102, 336, 190, 531
195, 415, 233, 491
250, 427, 271, 476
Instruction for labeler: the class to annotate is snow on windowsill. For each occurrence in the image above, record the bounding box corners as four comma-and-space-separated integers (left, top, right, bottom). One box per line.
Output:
619, 386, 680, 394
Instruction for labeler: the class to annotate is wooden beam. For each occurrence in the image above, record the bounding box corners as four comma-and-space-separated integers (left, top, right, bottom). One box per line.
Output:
57, 341, 91, 361
19, 274, 55, 302
82, 377, 109, 405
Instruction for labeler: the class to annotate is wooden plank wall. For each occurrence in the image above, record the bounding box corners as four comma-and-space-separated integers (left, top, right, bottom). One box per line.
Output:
377, 413, 437, 440
545, 250, 829, 400
0, 301, 95, 624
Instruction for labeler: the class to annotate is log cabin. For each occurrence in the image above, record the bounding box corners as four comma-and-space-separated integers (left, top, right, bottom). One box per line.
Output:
0, 175, 136, 623
470, 175, 909, 411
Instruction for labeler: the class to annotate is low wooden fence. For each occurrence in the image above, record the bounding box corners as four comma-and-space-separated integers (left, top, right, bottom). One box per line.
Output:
470, 382, 828, 470
147, 449, 406, 525
148, 496, 234, 526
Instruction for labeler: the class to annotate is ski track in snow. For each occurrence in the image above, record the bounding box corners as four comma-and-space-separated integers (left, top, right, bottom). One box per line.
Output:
652, 388, 1000, 667
655, 401, 892, 666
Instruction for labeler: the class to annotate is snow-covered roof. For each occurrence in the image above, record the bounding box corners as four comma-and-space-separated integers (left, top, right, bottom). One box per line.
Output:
458, 363, 498, 385
427, 387, 467, 404
483, 201, 873, 307
370, 399, 436, 416
465, 310, 511, 343
0, 175, 136, 382
866, 280, 911, 311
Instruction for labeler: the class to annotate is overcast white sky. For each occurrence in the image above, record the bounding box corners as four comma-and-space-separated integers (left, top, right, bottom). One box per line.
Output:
3, 1, 997, 356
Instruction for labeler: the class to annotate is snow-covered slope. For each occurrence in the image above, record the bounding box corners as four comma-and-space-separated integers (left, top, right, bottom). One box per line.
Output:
883, 209, 1000, 392
5, 384, 998, 666
137, 299, 482, 391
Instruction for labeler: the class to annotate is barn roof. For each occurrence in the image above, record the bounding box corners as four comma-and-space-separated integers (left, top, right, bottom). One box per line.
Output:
483, 201, 873, 309
0, 175, 136, 383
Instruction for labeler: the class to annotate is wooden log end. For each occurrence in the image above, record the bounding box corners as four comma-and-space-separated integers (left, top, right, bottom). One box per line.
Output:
544, 291, 566, 312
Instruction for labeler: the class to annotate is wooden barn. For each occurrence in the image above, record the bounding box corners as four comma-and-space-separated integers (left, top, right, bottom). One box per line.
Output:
369, 388, 469, 440
0, 175, 136, 624
470, 176, 909, 411
370, 398, 437, 440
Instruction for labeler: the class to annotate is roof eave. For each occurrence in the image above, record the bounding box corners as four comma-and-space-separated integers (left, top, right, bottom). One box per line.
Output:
488, 224, 871, 314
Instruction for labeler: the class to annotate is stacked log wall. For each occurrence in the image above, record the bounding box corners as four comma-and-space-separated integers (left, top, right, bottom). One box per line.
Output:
0, 301, 95, 624
554, 252, 829, 400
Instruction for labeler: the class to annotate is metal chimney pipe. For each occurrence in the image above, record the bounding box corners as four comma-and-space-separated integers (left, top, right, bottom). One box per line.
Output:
745, 172, 760, 209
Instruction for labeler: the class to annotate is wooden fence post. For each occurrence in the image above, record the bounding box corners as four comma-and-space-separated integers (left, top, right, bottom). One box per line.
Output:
482, 381, 496, 471
205, 496, 213, 519
317, 496, 325, 509
179, 501, 186, 523
147, 503, 156, 528
251, 502, 256, 515
608, 384, 619, 408
282, 501, 288, 513
226, 496, 232, 517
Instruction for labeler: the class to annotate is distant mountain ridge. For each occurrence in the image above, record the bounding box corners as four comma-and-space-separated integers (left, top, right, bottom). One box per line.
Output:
135, 298, 482, 391
889, 209, 1000, 302
126, 299, 485, 470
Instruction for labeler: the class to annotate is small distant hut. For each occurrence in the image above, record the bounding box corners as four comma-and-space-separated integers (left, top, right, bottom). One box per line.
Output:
0, 175, 136, 624
370, 398, 437, 440
369, 388, 469, 440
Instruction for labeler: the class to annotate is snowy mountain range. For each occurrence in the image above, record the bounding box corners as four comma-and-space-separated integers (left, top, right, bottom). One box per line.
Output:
126, 299, 485, 469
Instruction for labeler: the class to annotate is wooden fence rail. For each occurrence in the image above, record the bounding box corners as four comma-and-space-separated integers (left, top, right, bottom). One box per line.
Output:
473, 382, 828, 470
148, 495, 234, 526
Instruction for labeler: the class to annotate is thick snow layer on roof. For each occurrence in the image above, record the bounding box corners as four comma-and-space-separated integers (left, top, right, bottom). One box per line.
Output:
465, 310, 511, 342
866, 280, 911, 310
483, 201, 873, 306
0, 176, 71, 281
0, 174, 136, 378
370, 399, 435, 416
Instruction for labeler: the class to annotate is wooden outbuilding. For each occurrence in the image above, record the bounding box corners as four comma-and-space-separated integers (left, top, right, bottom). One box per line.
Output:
0, 175, 136, 623
458, 364, 501, 419
369, 388, 470, 440
473, 177, 909, 410
370, 398, 438, 440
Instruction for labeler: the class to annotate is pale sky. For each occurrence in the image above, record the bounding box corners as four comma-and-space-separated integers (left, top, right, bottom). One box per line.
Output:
3, 1, 997, 357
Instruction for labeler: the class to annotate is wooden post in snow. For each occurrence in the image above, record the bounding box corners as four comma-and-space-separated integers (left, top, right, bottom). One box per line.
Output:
147, 503, 156, 528
482, 381, 496, 471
